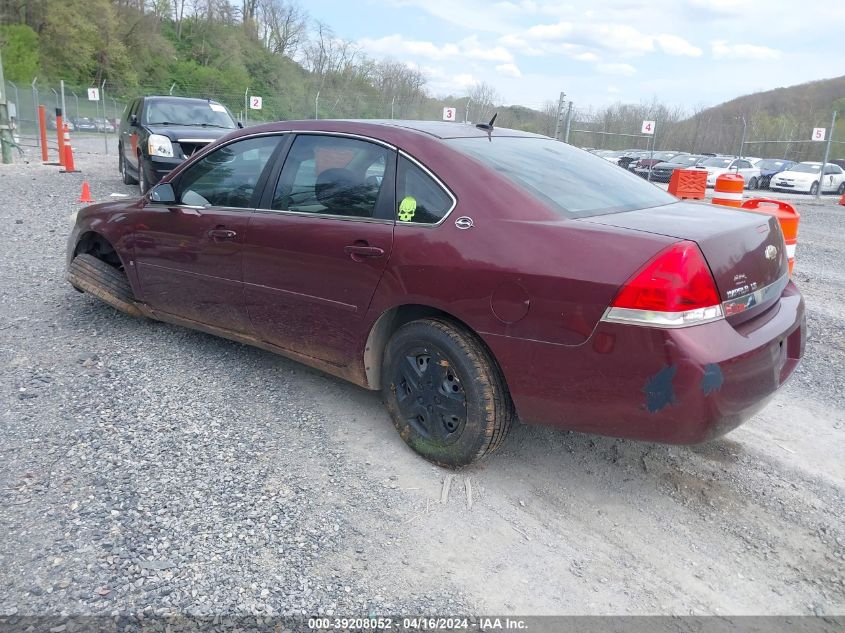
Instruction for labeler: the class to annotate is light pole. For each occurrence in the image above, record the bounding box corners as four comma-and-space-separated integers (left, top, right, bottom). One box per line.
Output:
816, 109, 838, 200
737, 114, 747, 158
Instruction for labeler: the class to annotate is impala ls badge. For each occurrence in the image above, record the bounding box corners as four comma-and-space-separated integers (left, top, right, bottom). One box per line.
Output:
765, 245, 778, 260
455, 216, 474, 230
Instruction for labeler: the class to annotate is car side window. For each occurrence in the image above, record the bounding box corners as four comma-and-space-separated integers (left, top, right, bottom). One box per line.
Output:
176, 135, 281, 209
824, 165, 841, 175
271, 135, 391, 218
395, 156, 454, 225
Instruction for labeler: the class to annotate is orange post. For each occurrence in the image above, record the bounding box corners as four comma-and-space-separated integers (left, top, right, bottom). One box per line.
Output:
55, 109, 66, 167
38, 105, 49, 163
668, 168, 706, 199
712, 173, 744, 207
741, 198, 800, 276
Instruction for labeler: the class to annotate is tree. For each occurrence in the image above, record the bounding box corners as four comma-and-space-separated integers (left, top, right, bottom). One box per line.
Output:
0, 24, 40, 82
468, 81, 499, 123
259, 0, 306, 59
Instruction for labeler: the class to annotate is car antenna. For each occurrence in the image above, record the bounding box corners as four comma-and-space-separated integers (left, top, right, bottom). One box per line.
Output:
475, 113, 497, 132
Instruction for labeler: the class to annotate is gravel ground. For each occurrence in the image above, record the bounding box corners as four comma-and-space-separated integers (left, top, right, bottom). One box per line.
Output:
1, 137, 843, 624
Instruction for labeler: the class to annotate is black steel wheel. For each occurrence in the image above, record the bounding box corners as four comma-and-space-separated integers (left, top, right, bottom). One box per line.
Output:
382, 318, 514, 467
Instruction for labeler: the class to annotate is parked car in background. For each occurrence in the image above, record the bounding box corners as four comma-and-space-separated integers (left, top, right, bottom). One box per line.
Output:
633, 151, 688, 178
695, 156, 761, 189
118, 95, 240, 193
618, 150, 650, 171
770, 162, 845, 195
650, 154, 708, 182
67, 119, 805, 466
73, 117, 97, 132
598, 150, 628, 165
754, 159, 796, 189
829, 159, 845, 171
94, 117, 115, 133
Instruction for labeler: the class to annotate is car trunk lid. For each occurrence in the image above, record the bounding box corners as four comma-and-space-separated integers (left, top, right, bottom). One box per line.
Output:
581, 201, 788, 323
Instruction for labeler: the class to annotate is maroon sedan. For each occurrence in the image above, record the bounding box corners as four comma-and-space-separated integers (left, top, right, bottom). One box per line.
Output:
66, 120, 805, 466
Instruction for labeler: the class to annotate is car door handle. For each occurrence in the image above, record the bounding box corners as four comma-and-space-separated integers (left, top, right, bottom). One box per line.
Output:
344, 245, 385, 259
208, 229, 237, 240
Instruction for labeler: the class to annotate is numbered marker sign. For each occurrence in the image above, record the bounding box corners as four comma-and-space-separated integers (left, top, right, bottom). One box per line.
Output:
442, 107, 457, 121
811, 127, 826, 141
87, 88, 100, 101
641, 120, 655, 135
249, 96, 263, 110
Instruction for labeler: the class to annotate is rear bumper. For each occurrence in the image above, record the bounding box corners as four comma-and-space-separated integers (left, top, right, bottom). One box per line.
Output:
485, 282, 806, 444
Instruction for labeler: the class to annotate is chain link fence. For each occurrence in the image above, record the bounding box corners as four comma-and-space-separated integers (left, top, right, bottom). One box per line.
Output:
566, 106, 844, 163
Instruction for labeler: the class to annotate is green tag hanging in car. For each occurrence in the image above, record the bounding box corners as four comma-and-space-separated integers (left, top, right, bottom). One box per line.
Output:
398, 196, 417, 221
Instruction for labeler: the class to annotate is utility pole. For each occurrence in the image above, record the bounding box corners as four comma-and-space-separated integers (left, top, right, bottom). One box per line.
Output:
563, 101, 573, 144
315, 90, 320, 120
464, 98, 471, 124
553, 91, 565, 140
737, 114, 747, 158
0, 48, 15, 164
816, 109, 837, 200
244, 87, 249, 125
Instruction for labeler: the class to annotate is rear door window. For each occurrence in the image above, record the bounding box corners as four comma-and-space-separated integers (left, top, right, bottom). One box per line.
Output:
270, 134, 394, 219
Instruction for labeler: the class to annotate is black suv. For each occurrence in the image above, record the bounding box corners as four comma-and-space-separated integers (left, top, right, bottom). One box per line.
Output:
118, 96, 240, 193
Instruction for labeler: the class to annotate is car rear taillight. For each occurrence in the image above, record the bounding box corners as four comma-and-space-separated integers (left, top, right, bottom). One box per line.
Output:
602, 241, 724, 328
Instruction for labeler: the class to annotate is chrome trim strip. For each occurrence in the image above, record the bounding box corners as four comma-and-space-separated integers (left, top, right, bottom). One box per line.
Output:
264, 129, 398, 151
601, 305, 724, 328
251, 207, 393, 224
721, 273, 789, 317
176, 138, 214, 143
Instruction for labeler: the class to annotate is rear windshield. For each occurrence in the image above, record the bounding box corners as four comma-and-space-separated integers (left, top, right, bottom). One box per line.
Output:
447, 137, 675, 218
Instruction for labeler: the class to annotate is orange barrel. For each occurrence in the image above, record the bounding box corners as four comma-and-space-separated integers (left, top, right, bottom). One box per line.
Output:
712, 173, 744, 207
741, 198, 800, 276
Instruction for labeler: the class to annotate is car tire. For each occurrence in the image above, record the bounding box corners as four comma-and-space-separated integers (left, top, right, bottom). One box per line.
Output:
810, 181, 819, 195
119, 150, 138, 185
138, 155, 149, 194
381, 318, 514, 467
67, 253, 143, 318
748, 177, 758, 190
838, 182, 845, 195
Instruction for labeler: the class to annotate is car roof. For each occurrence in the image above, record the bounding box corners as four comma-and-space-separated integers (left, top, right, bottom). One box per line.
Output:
259, 119, 546, 140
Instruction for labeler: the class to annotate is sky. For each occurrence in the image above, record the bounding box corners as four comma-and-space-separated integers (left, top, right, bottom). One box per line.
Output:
303, 0, 845, 112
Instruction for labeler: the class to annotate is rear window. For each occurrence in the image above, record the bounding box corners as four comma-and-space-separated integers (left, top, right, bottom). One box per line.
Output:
447, 137, 675, 218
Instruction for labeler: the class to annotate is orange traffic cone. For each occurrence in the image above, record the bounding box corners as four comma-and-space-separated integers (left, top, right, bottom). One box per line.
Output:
840, 191, 845, 206
79, 181, 94, 203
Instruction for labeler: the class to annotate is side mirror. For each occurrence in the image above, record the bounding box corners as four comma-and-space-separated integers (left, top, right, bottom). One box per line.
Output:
237, 121, 244, 129
129, 114, 138, 126
149, 182, 176, 204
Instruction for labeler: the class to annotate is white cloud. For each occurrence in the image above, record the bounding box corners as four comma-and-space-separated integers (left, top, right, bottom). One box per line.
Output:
655, 34, 702, 57
358, 34, 513, 64
596, 63, 637, 76
495, 63, 522, 77
711, 40, 782, 60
